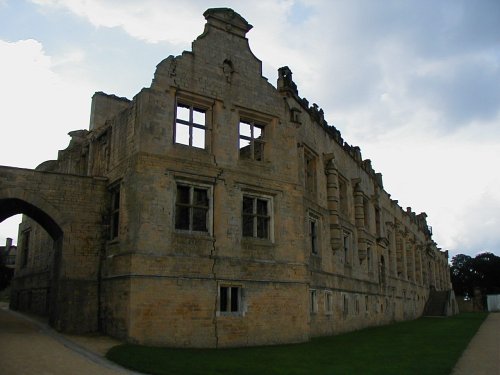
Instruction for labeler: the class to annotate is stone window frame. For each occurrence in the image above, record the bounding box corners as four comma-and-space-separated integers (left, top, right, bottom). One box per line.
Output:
310, 289, 318, 314
308, 211, 321, 256
217, 283, 245, 317
342, 229, 353, 265
303, 146, 318, 196
174, 180, 213, 236
343, 293, 349, 317
324, 290, 333, 315
366, 242, 373, 273
363, 196, 371, 231
241, 192, 274, 242
173, 92, 214, 151
338, 175, 349, 218
108, 181, 121, 241
236, 107, 275, 163
239, 119, 265, 161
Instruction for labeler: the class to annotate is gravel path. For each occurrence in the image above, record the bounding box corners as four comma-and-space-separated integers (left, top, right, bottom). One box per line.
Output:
0, 304, 142, 375
451, 312, 500, 375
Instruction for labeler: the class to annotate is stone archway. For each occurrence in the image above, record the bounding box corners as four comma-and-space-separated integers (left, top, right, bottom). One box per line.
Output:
0, 197, 64, 323
0, 166, 108, 333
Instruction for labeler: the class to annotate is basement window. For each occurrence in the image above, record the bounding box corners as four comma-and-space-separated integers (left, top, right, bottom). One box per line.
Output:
175, 102, 206, 148
219, 286, 242, 314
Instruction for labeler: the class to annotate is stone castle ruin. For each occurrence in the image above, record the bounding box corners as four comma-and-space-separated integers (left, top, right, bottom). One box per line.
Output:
0, 8, 456, 347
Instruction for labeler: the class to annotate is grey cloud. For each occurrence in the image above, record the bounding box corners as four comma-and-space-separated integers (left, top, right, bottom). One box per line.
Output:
410, 60, 500, 126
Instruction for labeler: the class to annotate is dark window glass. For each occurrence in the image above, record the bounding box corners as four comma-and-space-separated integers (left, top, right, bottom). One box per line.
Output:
242, 196, 270, 239
175, 185, 209, 232
230, 287, 239, 312
220, 287, 228, 312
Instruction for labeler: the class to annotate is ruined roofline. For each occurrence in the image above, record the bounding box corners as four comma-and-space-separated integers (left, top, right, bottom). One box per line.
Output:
278, 66, 382, 186
279, 66, 435, 239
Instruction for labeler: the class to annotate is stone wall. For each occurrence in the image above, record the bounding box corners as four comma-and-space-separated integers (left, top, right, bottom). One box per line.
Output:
3, 7, 455, 347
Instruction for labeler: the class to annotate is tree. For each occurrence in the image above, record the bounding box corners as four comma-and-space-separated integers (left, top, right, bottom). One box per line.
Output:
450, 252, 500, 297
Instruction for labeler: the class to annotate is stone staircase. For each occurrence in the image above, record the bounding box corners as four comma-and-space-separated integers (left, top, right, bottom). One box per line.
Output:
423, 290, 451, 316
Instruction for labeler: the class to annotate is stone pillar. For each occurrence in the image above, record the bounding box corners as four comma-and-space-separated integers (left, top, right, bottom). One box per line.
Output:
353, 182, 366, 261
406, 238, 416, 283
395, 224, 407, 280
325, 158, 341, 253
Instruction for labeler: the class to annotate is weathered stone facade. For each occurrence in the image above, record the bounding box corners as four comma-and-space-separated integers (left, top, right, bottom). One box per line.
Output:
2, 8, 454, 347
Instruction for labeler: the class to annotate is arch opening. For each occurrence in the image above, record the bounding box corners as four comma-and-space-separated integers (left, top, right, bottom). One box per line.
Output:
0, 198, 62, 320
0, 198, 63, 240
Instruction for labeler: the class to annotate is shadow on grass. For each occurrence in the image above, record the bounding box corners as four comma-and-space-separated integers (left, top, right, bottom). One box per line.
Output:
106, 312, 487, 375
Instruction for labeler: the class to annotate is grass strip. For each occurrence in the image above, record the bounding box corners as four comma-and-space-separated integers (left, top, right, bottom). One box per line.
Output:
106, 312, 487, 375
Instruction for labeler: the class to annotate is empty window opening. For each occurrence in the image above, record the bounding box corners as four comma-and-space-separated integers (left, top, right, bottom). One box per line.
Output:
343, 231, 351, 264
175, 184, 209, 232
367, 246, 373, 272
304, 150, 317, 194
239, 120, 264, 160
343, 294, 349, 315
310, 289, 318, 314
325, 291, 333, 314
242, 195, 270, 239
310, 218, 318, 255
363, 198, 370, 229
175, 103, 206, 148
339, 179, 348, 215
109, 184, 120, 240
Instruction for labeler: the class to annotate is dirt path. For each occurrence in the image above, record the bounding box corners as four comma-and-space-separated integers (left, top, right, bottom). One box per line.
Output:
451, 312, 500, 375
0, 305, 141, 375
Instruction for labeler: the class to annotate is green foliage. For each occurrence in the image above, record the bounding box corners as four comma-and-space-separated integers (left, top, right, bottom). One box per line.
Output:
107, 313, 487, 375
450, 252, 500, 297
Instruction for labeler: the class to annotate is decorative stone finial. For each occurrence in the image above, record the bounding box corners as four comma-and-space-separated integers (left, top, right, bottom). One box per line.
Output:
203, 8, 253, 37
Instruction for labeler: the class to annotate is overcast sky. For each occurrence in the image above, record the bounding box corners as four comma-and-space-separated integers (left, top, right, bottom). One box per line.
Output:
0, 0, 499, 260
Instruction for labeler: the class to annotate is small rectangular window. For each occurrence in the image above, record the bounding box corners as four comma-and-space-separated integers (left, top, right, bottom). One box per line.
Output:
343, 231, 351, 264
304, 149, 317, 194
325, 291, 333, 314
343, 294, 349, 315
239, 120, 264, 161
175, 184, 209, 233
339, 178, 348, 215
367, 246, 373, 272
175, 103, 206, 148
109, 184, 120, 240
242, 195, 270, 239
310, 218, 318, 255
310, 289, 318, 314
219, 286, 241, 314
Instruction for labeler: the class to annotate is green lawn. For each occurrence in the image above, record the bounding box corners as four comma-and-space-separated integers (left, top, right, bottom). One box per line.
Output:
106, 313, 487, 375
